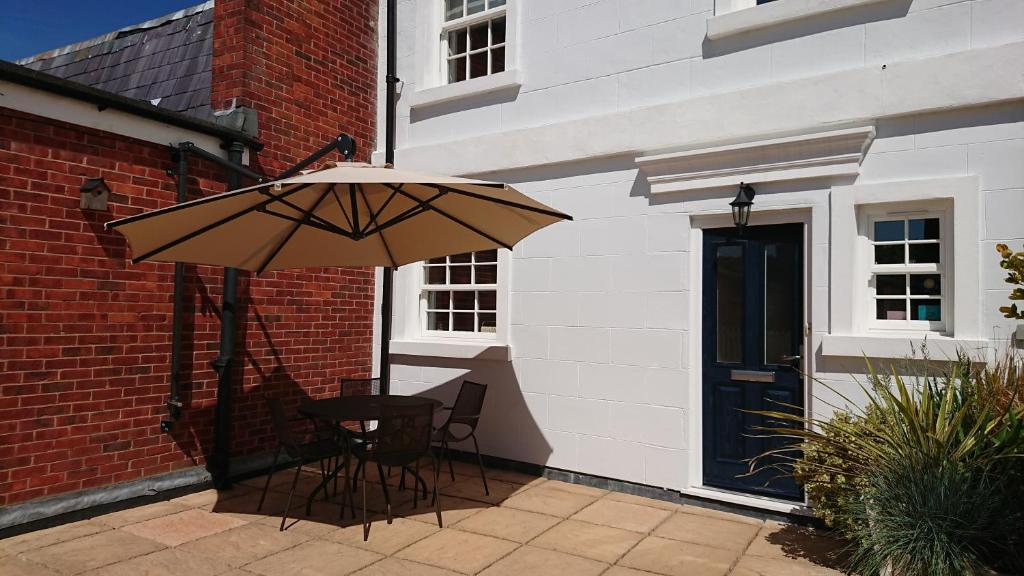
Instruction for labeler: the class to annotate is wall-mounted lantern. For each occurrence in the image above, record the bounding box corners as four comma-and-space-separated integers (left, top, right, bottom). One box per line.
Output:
80, 177, 110, 211
730, 182, 756, 228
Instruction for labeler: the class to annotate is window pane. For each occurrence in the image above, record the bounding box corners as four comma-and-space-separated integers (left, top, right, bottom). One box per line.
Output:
909, 243, 940, 264
874, 220, 904, 242
469, 23, 489, 50
764, 243, 796, 365
716, 244, 743, 364
467, 0, 486, 15
475, 249, 497, 262
427, 257, 446, 265
445, 0, 463, 21
911, 301, 941, 321
908, 218, 940, 240
469, 51, 488, 78
492, 17, 506, 44
910, 274, 941, 296
448, 57, 467, 83
452, 312, 475, 331
876, 274, 906, 296
478, 290, 496, 311
453, 291, 475, 310
425, 266, 446, 284
450, 252, 472, 263
874, 244, 904, 264
427, 291, 451, 309
478, 313, 497, 333
448, 29, 467, 55
475, 264, 497, 284
489, 0, 506, 7
491, 46, 505, 74
450, 265, 472, 284
428, 312, 450, 331
876, 299, 907, 320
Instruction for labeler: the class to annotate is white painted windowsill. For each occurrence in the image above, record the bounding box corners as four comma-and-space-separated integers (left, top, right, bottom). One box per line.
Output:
707, 0, 889, 40
407, 69, 522, 110
820, 334, 990, 360
389, 339, 511, 361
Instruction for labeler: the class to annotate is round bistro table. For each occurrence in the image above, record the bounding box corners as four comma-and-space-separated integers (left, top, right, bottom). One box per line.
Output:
298, 394, 443, 511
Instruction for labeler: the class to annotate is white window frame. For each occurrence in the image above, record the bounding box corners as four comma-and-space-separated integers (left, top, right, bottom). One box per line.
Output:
420, 250, 500, 340
863, 209, 948, 333
440, 1, 508, 86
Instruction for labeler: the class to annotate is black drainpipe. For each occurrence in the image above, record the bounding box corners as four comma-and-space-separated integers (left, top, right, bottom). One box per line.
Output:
211, 141, 246, 489
161, 145, 190, 433
380, 0, 398, 393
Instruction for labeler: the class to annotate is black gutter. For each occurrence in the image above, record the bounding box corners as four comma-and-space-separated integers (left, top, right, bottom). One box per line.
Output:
162, 146, 190, 433
380, 0, 399, 394
210, 141, 246, 489
0, 59, 263, 151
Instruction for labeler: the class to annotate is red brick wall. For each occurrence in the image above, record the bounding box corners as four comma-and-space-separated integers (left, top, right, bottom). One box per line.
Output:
212, 0, 378, 171
0, 111, 373, 507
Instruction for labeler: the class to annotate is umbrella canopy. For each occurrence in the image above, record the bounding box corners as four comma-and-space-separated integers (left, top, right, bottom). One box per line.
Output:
106, 162, 571, 272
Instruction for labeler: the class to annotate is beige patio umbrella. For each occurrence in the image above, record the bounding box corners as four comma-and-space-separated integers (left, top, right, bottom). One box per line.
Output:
106, 162, 570, 273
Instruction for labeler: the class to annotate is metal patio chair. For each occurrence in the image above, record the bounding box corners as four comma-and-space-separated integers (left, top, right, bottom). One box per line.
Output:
343, 400, 441, 540
258, 395, 345, 531
433, 380, 489, 495
339, 377, 381, 495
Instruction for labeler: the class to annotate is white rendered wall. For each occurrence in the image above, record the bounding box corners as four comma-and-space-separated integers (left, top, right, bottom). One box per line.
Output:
377, 0, 1024, 508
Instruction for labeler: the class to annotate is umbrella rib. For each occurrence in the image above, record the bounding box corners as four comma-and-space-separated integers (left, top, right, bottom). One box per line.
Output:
421, 183, 573, 221
107, 182, 291, 229
129, 183, 315, 264
362, 189, 446, 237
348, 183, 360, 235
331, 185, 355, 233
258, 208, 354, 238
260, 192, 340, 231
356, 183, 396, 267
256, 184, 335, 275
391, 187, 513, 251
361, 186, 400, 237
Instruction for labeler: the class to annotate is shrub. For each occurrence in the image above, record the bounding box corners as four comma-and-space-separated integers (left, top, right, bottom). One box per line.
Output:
750, 349, 1024, 575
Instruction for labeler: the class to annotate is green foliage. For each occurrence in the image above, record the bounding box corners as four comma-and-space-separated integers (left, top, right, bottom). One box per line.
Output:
997, 243, 1024, 320
749, 349, 1024, 575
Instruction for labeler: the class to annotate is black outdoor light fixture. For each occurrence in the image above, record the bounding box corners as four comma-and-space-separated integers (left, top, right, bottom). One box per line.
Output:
730, 182, 756, 228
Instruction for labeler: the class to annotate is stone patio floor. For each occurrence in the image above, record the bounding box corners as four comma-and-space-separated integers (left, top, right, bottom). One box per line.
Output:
0, 460, 849, 576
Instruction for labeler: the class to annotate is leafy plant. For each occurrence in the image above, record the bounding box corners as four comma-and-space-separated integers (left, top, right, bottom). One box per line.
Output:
997, 243, 1024, 320
749, 350, 1024, 575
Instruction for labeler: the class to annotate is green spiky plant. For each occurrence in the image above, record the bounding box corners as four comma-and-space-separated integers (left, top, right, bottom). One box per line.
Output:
748, 351, 1024, 575
996, 243, 1024, 320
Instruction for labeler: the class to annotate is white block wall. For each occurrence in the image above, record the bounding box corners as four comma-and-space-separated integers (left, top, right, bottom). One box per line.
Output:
378, 0, 1024, 504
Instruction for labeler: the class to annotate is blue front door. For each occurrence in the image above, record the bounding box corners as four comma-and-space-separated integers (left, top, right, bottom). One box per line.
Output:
702, 224, 804, 501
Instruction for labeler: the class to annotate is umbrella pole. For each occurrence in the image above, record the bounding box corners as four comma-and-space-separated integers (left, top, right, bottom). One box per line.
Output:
379, 267, 393, 393
380, 0, 399, 394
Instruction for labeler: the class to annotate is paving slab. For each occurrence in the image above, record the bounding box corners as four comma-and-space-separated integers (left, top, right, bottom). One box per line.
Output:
245, 539, 382, 576
398, 495, 486, 526
618, 535, 739, 576
0, 555, 62, 576
729, 554, 847, 576
602, 491, 682, 512
0, 520, 109, 557
452, 506, 561, 543
93, 500, 191, 529
79, 546, 232, 576
570, 499, 673, 533
529, 518, 643, 563
541, 480, 608, 498
351, 557, 462, 576
328, 516, 439, 555
120, 508, 247, 547
477, 545, 607, 576
742, 522, 848, 572
22, 529, 164, 575
439, 477, 527, 505
653, 512, 762, 552
178, 521, 310, 567
395, 529, 518, 574
500, 485, 597, 518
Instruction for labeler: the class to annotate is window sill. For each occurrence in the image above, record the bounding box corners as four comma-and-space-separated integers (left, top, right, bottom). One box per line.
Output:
389, 339, 511, 361
407, 69, 522, 110
707, 0, 889, 40
820, 334, 989, 360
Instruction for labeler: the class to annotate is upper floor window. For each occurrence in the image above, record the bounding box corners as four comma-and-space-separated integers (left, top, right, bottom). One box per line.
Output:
869, 215, 945, 331
443, 0, 506, 84
422, 250, 498, 336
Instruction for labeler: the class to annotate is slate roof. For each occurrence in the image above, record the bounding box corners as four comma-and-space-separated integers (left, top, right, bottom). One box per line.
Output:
15, 2, 215, 119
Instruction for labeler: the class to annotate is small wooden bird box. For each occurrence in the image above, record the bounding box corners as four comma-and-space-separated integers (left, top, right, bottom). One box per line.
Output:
80, 177, 110, 211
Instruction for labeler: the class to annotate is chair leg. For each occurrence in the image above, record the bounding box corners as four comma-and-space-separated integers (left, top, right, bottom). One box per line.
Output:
352, 459, 363, 493
432, 453, 443, 529
377, 462, 392, 524
258, 446, 281, 512
339, 450, 353, 519
361, 458, 370, 541
412, 459, 420, 510
280, 463, 303, 532
471, 434, 489, 496
444, 441, 455, 481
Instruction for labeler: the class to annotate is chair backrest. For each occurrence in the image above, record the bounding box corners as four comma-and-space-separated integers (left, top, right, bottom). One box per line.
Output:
340, 377, 381, 397
264, 395, 301, 459
450, 381, 487, 431
373, 401, 434, 466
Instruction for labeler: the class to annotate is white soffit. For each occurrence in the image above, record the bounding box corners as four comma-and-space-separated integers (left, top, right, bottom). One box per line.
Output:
636, 124, 875, 195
